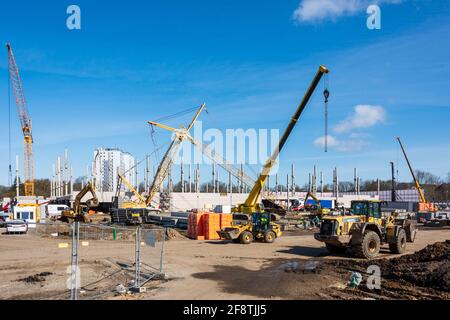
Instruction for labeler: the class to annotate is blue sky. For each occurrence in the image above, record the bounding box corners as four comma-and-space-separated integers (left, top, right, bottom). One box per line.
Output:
0, 0, 449, 187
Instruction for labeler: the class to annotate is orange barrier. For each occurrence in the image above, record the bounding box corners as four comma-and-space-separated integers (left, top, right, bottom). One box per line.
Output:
205, 213, 221, 240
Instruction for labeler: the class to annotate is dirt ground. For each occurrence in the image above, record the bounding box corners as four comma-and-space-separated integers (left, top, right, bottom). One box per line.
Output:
0, 226, 449, 300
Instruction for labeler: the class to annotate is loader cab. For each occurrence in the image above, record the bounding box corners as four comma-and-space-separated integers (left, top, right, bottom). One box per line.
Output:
350, 201, 383, 220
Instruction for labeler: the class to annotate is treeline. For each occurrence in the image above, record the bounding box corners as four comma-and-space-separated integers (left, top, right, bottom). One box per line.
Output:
1, 170, 449, 202
0, 179, 51, 199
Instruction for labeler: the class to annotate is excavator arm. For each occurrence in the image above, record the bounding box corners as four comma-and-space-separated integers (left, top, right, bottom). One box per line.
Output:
304, 191, 321, 208
73, 182, 99, 214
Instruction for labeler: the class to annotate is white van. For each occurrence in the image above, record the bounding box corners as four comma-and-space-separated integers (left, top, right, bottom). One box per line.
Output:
46, 204, 70, 218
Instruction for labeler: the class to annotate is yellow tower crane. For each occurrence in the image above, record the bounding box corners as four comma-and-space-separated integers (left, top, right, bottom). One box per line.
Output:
6, 43, 34, 196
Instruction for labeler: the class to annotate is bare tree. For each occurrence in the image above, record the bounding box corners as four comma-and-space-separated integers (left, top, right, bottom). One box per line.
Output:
415, 170, 441, 185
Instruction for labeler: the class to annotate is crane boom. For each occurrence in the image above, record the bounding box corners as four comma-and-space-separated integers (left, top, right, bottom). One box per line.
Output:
118, 172, 147, 205
146, 103, 206, 207
396, 137, 426, 203
6, 43, 34, 196
149, 119, 256, 188
185, 135, 256, 188
396, 137, 427, 204
236, 66, 329, 213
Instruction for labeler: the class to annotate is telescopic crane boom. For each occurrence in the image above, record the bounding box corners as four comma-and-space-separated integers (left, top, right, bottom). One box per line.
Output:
396, 137, 436, 211
6, 43, 34, 196
235, 66, 329, 213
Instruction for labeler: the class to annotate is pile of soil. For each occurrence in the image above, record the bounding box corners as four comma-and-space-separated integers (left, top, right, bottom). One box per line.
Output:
379, 240, 450, 292
17, 272, 53, 284
332, 240, 450, 297
165, 228, 186, 240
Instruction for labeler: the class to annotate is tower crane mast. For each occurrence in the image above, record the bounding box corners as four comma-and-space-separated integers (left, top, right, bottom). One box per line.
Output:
6, 43, 34, 196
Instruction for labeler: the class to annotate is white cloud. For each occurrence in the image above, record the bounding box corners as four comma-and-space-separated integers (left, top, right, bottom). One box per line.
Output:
313, 135, 340, 148
293, 0, 402, 23
334, 104, 386, 133
314, 134, 367, 152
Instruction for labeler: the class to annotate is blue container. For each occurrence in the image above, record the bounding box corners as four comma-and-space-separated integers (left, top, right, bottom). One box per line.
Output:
305, 199, 334, 209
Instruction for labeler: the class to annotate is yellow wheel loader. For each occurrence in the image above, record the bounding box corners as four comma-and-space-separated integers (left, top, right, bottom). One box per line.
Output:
217, 212, 282, 244
314, 200, 417, 259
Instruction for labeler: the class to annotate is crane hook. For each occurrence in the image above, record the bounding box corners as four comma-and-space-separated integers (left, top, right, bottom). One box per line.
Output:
324, 88, 330, 103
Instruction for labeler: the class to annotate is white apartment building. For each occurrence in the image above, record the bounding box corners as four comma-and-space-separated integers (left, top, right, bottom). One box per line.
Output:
92, 148, 136, 192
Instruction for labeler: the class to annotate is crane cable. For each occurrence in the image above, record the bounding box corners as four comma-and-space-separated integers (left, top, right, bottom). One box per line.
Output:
323, 73, 330, 153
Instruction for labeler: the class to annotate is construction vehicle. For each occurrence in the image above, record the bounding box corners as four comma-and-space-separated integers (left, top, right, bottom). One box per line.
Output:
6, 43, 34, 196
303, 191, 331, 215
397, 137, 437, 213
115, 173, 148, 225
149, 105, 256, 191
218, 65, 330, 244
116, 173, 147, 209
61, 182, 100, 223
146, 103, 206, 209
315, 200, 417, 259
218, 212, 281, 244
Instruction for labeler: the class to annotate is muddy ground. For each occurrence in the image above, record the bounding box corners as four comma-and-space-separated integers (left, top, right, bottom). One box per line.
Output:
0, 226, 449, 300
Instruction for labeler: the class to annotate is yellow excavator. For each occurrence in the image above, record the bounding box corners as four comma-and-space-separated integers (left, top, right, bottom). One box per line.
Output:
61, 182, 100, 223
218, 65, 330, 244
303, 191, 331, 215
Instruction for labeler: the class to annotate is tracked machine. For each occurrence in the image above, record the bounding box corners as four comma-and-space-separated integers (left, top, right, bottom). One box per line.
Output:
61, 182, 100, 223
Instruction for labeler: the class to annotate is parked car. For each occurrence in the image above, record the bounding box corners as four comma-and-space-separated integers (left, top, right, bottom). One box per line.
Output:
0, 214, 6, 227
6, 220, 28, 234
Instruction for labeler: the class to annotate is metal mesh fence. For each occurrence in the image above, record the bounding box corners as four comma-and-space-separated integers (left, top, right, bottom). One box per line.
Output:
30, 222, 168, 300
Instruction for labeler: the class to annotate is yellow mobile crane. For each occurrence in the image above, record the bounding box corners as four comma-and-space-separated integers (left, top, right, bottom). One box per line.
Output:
397, 137, 437, 212
218, 66, 330, 244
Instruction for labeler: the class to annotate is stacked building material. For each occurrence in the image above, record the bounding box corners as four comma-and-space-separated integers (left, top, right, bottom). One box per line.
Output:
188, 212, 234, 240
187, 211, 207, 240
205, 213, 221, 240
220, 213, 233, 229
